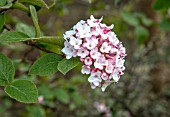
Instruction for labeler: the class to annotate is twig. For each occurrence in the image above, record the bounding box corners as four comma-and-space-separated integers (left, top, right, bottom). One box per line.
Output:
0, 8, 8, 13
2, 23, 55, 55
24, 41, 54, 53
4, 25, 11, 31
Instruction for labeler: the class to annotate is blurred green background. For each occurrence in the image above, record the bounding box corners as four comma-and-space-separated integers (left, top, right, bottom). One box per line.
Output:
0, 0, 170, 117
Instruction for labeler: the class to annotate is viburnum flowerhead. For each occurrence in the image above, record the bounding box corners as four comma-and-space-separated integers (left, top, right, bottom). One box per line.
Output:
62, 15, 126, 91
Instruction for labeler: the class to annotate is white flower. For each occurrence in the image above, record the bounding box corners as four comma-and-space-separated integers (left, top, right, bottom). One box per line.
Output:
119, 46, 126, 57
90, 82, 97, 89
101, 72, 108, 80
84, 57, 92, 66
83, 37, 98, 50
100, 23, 114, 29
110, 48, 118, 54
106, 64, 114, 74
76, 23, 91, 38
63, 30, 75, 40
88, 71, 102, 86
61, 42, 77, 59
91, 26, 101, 36
100, 30, 109, 40
100, 42, 111, 53
94, 55, 107, 70
108, 32, 119, 45
87, 15, 103, 27
69, 36, 82, 49
116, 59, 125, 67
101, 81, 111, 92
109, 71, 120, 82
81, 65, 90, 74
73, 20, 85, 29
77, 47, 89, 58
90, 47, 101, 59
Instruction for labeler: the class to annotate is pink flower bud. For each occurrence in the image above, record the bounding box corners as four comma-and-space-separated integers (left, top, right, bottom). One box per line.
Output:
38, 96, 43, 104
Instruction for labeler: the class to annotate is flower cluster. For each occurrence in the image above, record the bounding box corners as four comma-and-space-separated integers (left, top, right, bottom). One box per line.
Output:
62, 15, 126, 91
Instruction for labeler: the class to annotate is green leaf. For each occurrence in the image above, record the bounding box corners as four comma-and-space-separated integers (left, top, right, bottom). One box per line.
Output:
54, 88, 69, 104
0, 52, 14, 86
20, 0, 49, 9
11, 2, 29, 13
1, 3, 12, 9
134, 12, 153, 26
152, 0, 170, 10
88, 0, 92, 4
0, 31, 63, 47
0, 0, 6, 6
0, 31, 30, 42
26, 105, 45, 117
29, 53, 63, 76
58, 58, 79, 75
35, 41, 63, 55
29, 5, 41, 37
16, 22, 35, 38
31, 36, 64, 47
142, 18, 153, 27
160, 18, 170, 31
38, 84, 54, 99
71, 92, 84, 105
0, 0, 13, 9
5, 79, 38, 103
0, 13, 5, 31
121, 12, 139, 27
135, 26, 149, 45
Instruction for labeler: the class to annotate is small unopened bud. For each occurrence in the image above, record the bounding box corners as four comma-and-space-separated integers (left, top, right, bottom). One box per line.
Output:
38, 96, 43, 104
